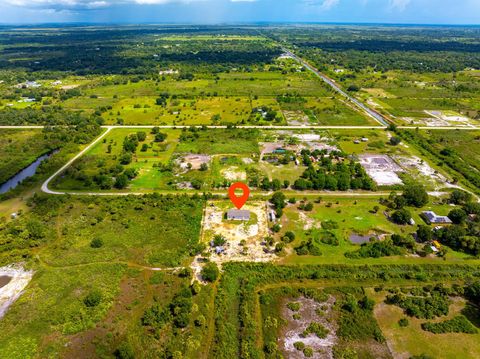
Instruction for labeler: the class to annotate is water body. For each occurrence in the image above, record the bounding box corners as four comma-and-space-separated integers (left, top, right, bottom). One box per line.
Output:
0, 276, 12, 289
0, 152, 53, 194
349, 233, 376, 244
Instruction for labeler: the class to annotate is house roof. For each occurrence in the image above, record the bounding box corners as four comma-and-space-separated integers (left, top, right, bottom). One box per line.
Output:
422, 211, 452, 224
227, 209, 250, 220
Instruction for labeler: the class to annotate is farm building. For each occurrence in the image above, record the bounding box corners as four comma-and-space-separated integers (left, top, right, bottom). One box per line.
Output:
422, 211, 452, 224
227, 209, 250, 221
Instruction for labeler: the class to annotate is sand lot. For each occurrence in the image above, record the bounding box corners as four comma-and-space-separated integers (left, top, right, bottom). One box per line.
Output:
177, 154, 211, 170
359, 154, 403, 186
201, 201, 273, 264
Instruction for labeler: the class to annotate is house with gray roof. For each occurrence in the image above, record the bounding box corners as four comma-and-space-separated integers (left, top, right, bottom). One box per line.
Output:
227, 209, 250, 221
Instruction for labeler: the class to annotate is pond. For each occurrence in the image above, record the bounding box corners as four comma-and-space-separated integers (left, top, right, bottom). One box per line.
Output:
349, 233, 377, 244
0, 152, 54, 194
0, 276, 12, 289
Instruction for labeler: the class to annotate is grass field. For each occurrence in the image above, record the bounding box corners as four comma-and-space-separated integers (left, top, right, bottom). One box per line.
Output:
56, 68, 378, 126
279, 197, 477, 265
0, 194, 207, 358
370, 288, 480, 359
324, 68, 480, 125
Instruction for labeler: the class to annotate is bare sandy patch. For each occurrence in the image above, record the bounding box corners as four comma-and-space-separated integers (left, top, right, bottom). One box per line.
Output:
281, 296, 337, 359
359, 154, 404, 186
221, 166, 247, 181
176, 154, 211, 170
0, 265, 33, 319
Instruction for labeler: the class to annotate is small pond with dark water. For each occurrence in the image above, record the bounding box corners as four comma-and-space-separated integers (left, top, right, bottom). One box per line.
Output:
0, 276, 12, 289
349, 233, 377, 244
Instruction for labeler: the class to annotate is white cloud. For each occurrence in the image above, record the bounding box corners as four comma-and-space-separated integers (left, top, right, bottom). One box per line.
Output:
303, 0, 340, 10
5, 0, 206, 9
389, 0, 410, 11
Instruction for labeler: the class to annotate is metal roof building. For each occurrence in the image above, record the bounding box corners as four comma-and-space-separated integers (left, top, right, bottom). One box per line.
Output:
227, 209, 250, 221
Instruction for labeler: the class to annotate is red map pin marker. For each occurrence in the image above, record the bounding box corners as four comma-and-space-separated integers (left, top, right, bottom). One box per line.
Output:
229, 182, 250, 209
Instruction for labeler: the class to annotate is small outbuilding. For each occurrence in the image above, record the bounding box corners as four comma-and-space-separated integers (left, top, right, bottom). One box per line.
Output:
227, 209, 250, 221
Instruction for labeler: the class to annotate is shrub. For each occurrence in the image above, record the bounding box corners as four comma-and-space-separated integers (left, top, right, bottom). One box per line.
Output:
389, 136, 401, 146
398, 318, 409, 327
287, 302, 301, 312
90, 237, 104, 248
115, 342, 135, 359
302, 322, 329, 338
264, 341, 277, 354
201, 262, 219, 282
304, 202, 314, 211
421, 316, 477, 334
293, 342, 305, 351
84, 289, 102, 307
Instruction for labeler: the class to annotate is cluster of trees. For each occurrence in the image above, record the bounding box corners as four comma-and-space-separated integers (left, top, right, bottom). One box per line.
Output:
142, 284, 195, 330
345, 238, 404, 259
384, 184, 430, 209
386, 285, 452, 319
408, 190, 480, 257
0, 26, 281, 75
437, 191, 480, 256
295, 230, 339, 256
250, 106, 282, 123
300, 38, 480, 73
337, 292, 385, 344
294, 152, 375, 191
421, 315, 478, 334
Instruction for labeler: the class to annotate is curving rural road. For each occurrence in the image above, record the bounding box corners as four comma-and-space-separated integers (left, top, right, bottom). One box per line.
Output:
41, 127, 113, 195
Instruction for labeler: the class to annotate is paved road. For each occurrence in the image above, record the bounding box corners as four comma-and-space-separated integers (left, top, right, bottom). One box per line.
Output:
1, 125, 478, 130
283, 49, 391, 126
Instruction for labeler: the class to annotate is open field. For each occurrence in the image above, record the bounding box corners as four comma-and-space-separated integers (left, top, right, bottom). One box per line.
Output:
0, 194, 208, 358
370, 287, 480, 359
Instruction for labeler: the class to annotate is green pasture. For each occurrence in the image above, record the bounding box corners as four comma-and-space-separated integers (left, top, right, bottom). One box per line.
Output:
280, 197, 476, 265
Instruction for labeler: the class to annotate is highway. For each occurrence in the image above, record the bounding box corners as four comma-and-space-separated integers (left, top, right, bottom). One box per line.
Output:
2, 125, 478, 130
283, 49, 391, 126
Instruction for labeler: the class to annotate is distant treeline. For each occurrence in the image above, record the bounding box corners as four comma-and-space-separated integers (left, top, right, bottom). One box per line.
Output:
298, 40, 480, 53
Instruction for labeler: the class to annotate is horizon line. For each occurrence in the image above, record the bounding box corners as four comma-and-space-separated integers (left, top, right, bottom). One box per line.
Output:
1, 21, 480, 28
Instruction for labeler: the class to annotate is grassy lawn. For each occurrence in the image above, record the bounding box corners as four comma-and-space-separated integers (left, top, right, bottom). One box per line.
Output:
279, 197, 478, 265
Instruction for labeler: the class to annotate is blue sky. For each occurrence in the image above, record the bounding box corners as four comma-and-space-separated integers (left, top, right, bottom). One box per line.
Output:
0, 0, 479, 25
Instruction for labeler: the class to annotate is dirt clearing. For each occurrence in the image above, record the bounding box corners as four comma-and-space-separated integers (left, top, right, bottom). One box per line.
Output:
0, 265, 33, 319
